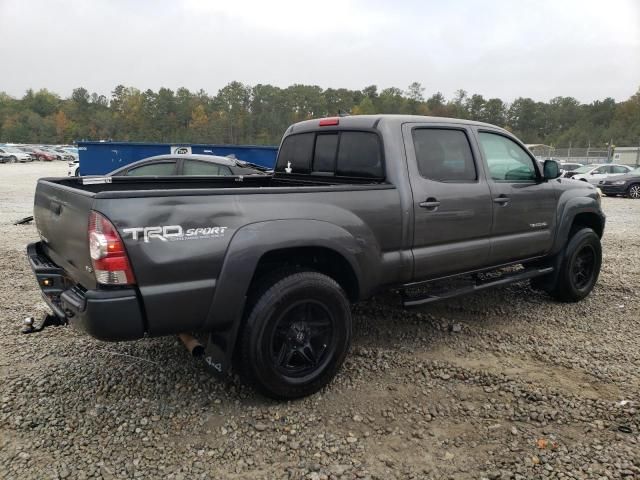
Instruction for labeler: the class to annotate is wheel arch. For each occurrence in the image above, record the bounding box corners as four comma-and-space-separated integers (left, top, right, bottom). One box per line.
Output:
627, 182, 640, 198
200, 219, 368, 375
571, 212, 604, 238
250, 246, 360, 303
552, 192, 605, 255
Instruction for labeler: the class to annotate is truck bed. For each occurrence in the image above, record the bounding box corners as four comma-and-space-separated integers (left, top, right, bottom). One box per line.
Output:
45, 174, 387, 197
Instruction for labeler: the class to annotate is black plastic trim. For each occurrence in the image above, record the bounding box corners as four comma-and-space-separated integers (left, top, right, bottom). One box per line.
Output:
27, 242, 146, 341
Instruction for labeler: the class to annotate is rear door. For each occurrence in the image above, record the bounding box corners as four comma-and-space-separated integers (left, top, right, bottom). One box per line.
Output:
476, 130, 557, 265
403, 123, 493, 280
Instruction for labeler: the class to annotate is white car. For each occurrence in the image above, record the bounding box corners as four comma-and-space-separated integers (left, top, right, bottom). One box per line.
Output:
0, 146, 33, 163
67, 159, 79, 176
565, 164, 632, 185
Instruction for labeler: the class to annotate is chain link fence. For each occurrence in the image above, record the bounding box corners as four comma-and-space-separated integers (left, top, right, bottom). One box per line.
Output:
528, 146, 609, 164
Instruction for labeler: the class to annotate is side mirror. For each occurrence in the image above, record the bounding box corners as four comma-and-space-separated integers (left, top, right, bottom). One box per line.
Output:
543, 160, 561, 180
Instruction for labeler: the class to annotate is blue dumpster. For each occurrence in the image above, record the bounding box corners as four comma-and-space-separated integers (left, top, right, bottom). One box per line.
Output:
77, 141, 279, 175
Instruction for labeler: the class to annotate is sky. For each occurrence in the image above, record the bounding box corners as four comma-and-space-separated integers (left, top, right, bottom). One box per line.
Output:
0, 0, 638, 103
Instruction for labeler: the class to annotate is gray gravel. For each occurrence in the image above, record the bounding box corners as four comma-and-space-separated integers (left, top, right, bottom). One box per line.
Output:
1, 162, 639, 479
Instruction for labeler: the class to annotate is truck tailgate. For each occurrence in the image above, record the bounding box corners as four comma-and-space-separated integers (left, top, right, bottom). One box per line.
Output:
33, 180, 97, 289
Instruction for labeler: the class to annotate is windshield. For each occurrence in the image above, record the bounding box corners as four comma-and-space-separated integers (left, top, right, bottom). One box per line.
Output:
2, 146, 22, 153
633, 167, 640, 174
573, 165, 595, 173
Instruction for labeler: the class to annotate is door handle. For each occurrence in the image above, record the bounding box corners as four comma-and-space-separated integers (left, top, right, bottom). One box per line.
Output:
419, 198, 441, 209
493, 195, 509, 206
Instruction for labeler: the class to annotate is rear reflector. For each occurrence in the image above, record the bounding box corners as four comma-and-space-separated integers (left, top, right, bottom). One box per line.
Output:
319, 117, 339, 126
88, 211, 135, 285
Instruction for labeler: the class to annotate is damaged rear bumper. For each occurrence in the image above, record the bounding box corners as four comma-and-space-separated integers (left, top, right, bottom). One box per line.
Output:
27, 242, 145, 341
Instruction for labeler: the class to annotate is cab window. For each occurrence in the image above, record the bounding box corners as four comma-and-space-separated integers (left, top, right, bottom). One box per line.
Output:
276, 131, 384, 178
478, 132, 537, 182
412, 129, 476, 182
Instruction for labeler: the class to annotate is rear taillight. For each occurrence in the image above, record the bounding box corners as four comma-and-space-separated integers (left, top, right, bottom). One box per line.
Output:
88, 211, 135, 285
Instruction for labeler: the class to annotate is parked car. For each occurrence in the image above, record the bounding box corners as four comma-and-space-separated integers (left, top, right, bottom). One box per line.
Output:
16, 146, 38, 161
39, 147, 63, 160
18, 146, 56, 161
564, 164, 632, 184
599, 166, 640, 199
55, 147, 79, 161
106, 154, 269, 176
67, 159, 79, 177
0, 146, 33, 163
33, 148, 57, 161
560, 162, 583, 173
27, 115, 604, 399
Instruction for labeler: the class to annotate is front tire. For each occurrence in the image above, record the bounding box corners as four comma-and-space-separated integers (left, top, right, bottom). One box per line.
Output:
547, 228, 602, 302
239, 270, 352, 399
9, 156, 17, 163
627, 183, 640, 199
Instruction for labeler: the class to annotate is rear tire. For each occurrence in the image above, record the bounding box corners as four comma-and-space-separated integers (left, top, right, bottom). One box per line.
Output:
9, 156, 17, 163
238, 270, 352, 399
628, 183, 640, 199
547, 228, 601, 302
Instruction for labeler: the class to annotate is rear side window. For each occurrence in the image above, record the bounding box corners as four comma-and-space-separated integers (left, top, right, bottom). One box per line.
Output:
182, 160, 232, 176
412, 129, 476, 181
612, 165, 629, 174
277, 133, 314, 173
336, 132, 383, 178
125, 161, 176, 176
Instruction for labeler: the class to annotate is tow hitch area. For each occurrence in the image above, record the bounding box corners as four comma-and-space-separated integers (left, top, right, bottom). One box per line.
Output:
21, 314, 67, 334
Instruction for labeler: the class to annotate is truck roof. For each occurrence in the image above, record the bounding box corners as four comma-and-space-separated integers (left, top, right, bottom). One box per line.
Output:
288, 114, 505, 134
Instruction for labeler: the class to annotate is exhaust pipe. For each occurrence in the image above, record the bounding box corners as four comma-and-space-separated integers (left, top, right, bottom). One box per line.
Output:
178, 333, 204, 357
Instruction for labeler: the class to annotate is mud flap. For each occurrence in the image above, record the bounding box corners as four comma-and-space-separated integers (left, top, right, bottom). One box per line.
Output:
203, 328, 238, 378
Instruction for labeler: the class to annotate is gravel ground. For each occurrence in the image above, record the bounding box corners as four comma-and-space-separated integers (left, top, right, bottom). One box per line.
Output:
1, 162, 638, 480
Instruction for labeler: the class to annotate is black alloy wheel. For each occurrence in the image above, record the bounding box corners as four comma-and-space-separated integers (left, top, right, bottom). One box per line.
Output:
239, 270, 352, 399
570, 244, 596, 290
548, 227, 602, 302
270, 300, 336, 378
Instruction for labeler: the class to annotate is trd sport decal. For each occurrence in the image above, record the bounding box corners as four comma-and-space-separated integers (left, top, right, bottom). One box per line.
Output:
122, 225, 228, 243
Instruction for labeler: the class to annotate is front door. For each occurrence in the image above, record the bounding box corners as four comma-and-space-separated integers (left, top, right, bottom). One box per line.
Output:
476, 130, 558, 265
403, 124, 494, 280
588, 165, 613, 185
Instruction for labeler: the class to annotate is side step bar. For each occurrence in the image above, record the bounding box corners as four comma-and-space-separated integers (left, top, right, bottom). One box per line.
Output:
402, 266, 553, 307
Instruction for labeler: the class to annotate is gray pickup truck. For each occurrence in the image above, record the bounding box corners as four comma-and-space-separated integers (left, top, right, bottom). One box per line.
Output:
28, 115, 605, 399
